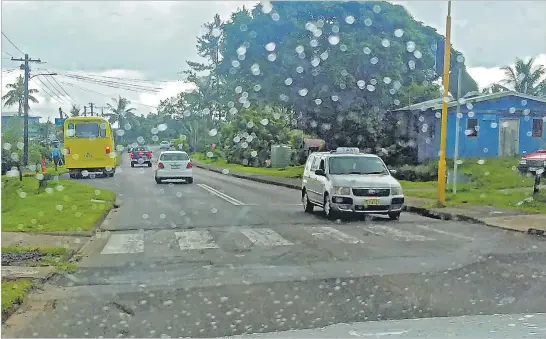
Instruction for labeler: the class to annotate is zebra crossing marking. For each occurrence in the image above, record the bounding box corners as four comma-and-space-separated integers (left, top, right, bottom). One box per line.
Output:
304, 226, 364, 244
364, 225, 436, 241
101, 233, 144, 254
175, 230, 220, 250
239, 228, 293, 246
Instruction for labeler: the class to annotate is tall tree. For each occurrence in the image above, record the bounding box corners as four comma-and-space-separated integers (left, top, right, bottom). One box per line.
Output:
69, 104, 81, 117
2, 75, 39, 116
501, 57, 546, 96
105, 96, 136, 142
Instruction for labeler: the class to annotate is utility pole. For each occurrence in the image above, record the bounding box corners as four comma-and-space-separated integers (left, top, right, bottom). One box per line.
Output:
83, 106, 88, 117
89, 102, 95, 116
453, 64, 463, 194
11, 54, 42, 166
437, 1, 452, 206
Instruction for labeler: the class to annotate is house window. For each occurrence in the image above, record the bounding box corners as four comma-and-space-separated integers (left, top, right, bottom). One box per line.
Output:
466, 118, 478, 137
532, 118, 544, 138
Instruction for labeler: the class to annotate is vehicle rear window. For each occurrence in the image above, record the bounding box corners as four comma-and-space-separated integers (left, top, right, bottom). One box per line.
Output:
160, 153, 189, 161
133, 147, 149, 152
70, 123, 106, 138
329, 156, 388, 175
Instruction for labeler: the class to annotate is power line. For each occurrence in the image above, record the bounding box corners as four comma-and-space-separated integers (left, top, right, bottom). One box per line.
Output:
3, 51, 14, 58
42, 74, 77, 104
63, 70, 173, 83
1, 31, 25, 55
58, 74, 161, 93
32, 78, 65, 105
41, 75, 73, 104
59, 80, 159, 109
60, 73, 162, 92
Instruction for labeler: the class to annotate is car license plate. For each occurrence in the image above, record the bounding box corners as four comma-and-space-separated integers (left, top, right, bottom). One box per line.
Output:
171, 165, 180, 169
365, 198, 380, 205
529, 167, 538, 171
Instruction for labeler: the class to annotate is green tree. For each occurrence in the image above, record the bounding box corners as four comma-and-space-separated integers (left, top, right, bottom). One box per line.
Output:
105, 96, 136, 142
500, 56, 546, 97
69, 104, 81, 117
2, 75, 39, 116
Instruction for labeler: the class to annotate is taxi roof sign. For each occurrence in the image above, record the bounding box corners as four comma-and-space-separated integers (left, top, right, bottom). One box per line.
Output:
334, 147, 360, 154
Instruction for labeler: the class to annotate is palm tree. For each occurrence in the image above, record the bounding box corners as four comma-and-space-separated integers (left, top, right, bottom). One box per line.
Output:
2, 75, 40, 116
69, 104, 81, 117
105, 96, 136, 141
500, 57, 546, 96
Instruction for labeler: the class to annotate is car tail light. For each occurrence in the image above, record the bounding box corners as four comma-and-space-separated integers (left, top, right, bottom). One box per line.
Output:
130, 152, 134, 158
186, 162, 193, 169
105, 146, 111, 154
65, 148, 70, 155
148, 152, 152, 157
158, 162, 164, 169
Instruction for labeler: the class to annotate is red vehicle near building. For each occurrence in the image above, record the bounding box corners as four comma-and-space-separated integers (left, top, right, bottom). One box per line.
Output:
518, 149, 546, 176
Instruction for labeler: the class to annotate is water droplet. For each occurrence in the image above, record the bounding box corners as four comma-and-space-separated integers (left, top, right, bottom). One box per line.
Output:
345, 16, 355, 24
381, 39, 390, 47
328, 36, 340, 45
394, 29, 404, 38
208, 129, 218, 137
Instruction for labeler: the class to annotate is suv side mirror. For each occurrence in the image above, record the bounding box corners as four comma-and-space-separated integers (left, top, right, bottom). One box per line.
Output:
315, 169, 325, 176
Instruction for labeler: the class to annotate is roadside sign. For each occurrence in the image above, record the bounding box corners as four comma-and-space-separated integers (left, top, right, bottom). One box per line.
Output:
54, 118, 65, 126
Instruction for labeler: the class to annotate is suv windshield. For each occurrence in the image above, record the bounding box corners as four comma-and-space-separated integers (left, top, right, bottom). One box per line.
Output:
160, 153, 189, 161
329, 156, 388, 175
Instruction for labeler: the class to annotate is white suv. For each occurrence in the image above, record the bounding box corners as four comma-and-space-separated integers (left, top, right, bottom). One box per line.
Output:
301, 147, 404, 220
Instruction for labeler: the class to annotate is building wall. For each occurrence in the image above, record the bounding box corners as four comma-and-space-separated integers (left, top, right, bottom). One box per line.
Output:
1, 116, 41, 138
400, 95, 546, 161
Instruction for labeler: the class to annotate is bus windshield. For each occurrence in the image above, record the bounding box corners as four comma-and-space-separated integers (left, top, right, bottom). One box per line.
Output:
68, 123, 106, 138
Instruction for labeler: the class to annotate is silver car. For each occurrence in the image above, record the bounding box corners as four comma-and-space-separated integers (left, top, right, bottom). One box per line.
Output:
301, 147, 404, 220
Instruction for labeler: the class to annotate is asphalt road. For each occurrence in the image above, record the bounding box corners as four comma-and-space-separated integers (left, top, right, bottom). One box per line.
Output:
6, 148, 546, 338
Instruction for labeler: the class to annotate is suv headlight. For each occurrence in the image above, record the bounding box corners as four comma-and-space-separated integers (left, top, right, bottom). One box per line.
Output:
333, 186, 351, 195
391, 185, 403, 195
519, 160, 527, 165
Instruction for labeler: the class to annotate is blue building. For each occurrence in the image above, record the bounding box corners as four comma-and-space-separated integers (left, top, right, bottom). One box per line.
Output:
395, 91, 546, 162
1, 111, 42, 139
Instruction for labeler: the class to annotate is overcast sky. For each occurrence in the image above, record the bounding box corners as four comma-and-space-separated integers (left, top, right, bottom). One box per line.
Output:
2, 1, 545, 121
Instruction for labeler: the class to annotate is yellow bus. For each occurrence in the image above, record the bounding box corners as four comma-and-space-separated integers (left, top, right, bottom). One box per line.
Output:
63, 116, 117, 178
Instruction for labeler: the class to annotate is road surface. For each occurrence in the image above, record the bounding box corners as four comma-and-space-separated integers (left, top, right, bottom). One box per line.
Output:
6, 149, 546, 338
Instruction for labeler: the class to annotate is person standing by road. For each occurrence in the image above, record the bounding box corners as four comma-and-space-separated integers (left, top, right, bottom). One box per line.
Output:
51, 144, 62, 171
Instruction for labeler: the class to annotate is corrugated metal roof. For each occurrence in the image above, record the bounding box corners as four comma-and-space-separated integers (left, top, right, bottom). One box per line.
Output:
1, 111, 41, 119
395, 91, 546, 112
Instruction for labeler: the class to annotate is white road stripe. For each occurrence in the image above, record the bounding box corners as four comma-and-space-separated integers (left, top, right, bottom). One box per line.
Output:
305, 226, 364, 244
240, 228, 293, 246
413, 224, 475, 241
365, 225, 435, 241
175, 230, 220, 250
197, 184, 244, 205
101, 233, 144, 254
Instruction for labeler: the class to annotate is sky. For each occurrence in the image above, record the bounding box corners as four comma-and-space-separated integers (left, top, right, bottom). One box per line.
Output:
1, 1, 545, 122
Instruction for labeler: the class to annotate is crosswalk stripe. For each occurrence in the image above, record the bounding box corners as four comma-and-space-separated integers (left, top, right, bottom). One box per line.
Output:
240, 228, 293, 246
304, 226, 364, 244
414, 224, 475, 241
101, 233, 144, 254
175, 230, 220, 250
365, 225, 435, 241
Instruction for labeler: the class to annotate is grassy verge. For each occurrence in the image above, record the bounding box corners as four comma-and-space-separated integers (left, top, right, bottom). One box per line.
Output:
1, 279, 33, 316
191, 153, 304, 178
1, 176, 116, 232
1, 246, 77, 273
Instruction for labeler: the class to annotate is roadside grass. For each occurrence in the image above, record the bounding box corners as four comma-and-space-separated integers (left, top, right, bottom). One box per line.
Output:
1, 246, 77, 273
191, 153, 305, 178
1, 279, 33, 315
456, 157, 535, 189
409, 186, 546, 214
1, 176, 115, 232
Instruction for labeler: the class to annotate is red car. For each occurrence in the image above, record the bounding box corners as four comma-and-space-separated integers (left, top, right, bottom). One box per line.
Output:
518, 149, 546, 176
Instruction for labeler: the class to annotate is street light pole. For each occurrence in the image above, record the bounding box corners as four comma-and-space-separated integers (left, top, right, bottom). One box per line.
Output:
453, 65, 462, 194
437, 1, 452, 206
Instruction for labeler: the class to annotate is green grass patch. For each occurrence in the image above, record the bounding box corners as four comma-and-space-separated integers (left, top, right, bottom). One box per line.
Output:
1, 176, 116, 232
1, 246, 77, 273
407, 187, 546, 214
2, 279, 33, 314
455, 157, 535, 189
191, 153, 304, 178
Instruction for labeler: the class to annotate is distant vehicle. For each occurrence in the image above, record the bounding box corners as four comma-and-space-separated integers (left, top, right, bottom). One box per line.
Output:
301, 147, 404, 220
518, 149, 546, 176
159, 140, 170, 149
129, 146, 153, 168
154, 151, 193, 184
63, 116, 116, 178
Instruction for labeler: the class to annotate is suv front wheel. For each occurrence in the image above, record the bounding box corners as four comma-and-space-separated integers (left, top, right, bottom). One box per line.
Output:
388, 212, 401, 220
323, 194, 337, 220
302, 191, 314, 213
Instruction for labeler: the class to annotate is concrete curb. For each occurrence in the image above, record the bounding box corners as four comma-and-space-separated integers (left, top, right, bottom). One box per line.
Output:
194, 161, 545, 238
